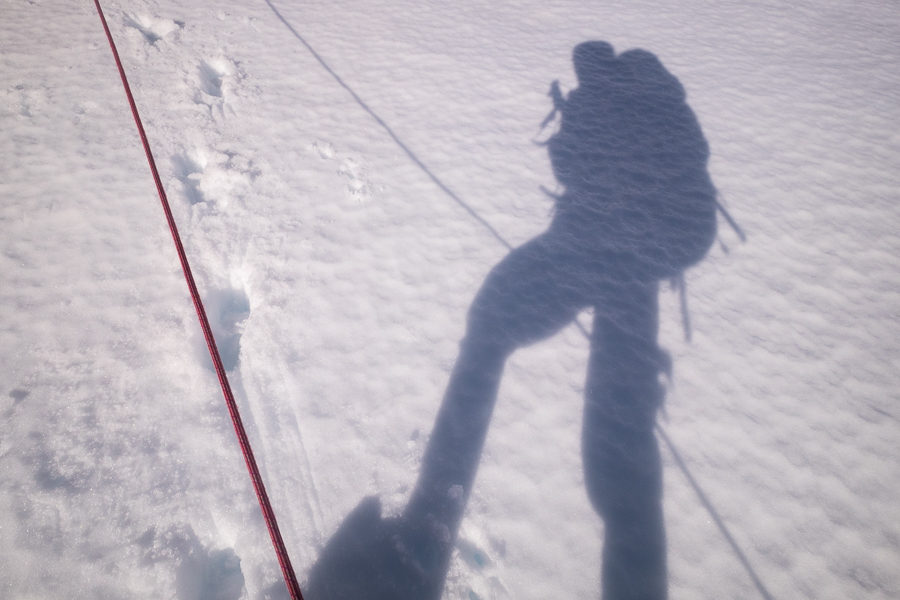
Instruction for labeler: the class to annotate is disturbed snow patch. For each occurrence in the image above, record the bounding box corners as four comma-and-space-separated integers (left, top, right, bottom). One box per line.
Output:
137, 524, 246, 600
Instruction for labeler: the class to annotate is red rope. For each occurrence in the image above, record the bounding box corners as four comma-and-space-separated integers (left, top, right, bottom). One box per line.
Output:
92, 2, 304, 598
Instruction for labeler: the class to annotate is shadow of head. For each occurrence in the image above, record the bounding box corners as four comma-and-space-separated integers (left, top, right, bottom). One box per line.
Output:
573, 40, 616, 88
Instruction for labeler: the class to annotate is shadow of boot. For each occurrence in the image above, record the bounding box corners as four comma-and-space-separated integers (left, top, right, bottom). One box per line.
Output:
305, 497, 450, 600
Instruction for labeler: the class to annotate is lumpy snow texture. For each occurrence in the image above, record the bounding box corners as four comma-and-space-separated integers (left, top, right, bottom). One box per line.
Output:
2, 1, 899, 599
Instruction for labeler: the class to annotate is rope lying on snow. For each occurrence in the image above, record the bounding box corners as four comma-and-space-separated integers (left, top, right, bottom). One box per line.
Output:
92, 2, 303, 599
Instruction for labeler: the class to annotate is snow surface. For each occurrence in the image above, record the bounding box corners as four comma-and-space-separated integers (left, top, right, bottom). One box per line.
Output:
2, 1, 899, 599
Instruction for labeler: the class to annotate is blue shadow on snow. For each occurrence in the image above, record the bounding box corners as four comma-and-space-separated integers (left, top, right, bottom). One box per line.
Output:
305, 42, 720, 600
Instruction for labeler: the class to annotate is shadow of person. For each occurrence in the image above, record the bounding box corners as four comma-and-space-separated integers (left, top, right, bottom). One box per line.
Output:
305, 41, 717, 600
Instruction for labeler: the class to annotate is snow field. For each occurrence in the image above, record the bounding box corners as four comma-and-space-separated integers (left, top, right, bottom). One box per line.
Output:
2, 1, 900, 599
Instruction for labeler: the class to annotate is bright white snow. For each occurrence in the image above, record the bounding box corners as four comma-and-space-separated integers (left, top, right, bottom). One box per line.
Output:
2, 1, 898, 599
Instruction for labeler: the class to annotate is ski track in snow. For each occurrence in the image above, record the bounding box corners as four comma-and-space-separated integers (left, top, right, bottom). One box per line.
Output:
3, 1, 900, 599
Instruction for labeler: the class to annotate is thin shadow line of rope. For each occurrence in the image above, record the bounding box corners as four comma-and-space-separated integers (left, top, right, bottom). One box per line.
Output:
262, 0, 510, 252
657, 427, 775, 600
262, 2, 773, 598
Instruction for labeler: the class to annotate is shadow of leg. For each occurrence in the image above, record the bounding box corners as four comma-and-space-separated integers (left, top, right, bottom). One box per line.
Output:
588, 427, 667, 600
403, 235, 586, 594
583, 284, 668, 600
307, 235, 592, 599
395, 339, 507, 598
405, 337, 507, 527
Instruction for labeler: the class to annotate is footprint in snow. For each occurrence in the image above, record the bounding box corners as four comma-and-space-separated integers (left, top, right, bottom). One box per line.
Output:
136, 524, 245, 600
198, 61, 226, 99
172, 152, 206, 206
312, 140, 335, 160
123, 13, 183, 45
310, 140, 378, 202
7, 84, 46, 119
446, 525, 511, 600
171, 148, 259, 211
338, 157, 374, 202
193, 58, 246, 119
192, 285, 251, 373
